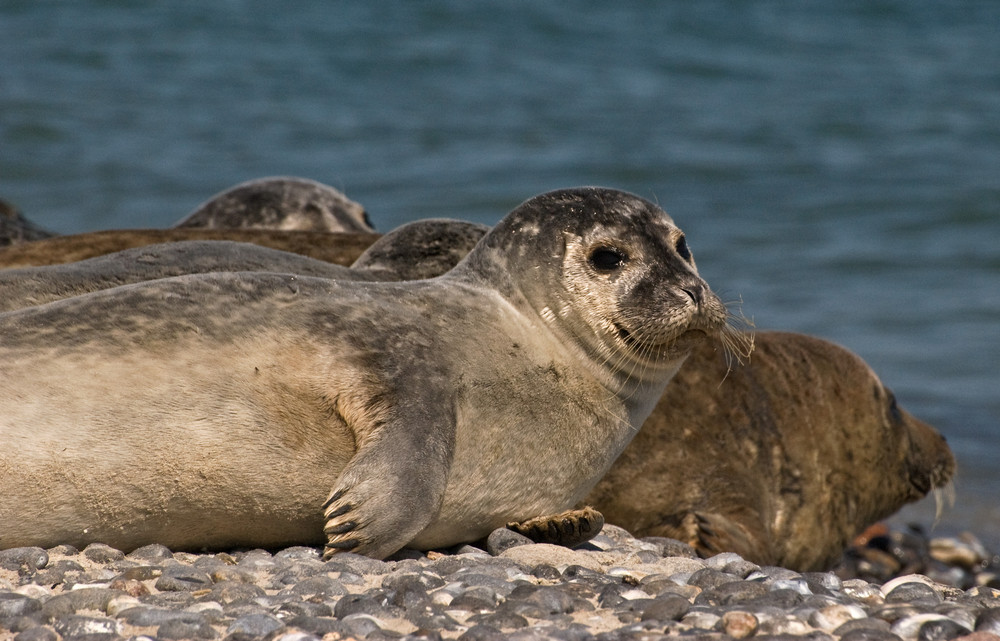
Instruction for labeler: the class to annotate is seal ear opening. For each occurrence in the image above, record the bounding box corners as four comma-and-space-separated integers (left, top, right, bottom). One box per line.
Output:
675, 234, 693, 264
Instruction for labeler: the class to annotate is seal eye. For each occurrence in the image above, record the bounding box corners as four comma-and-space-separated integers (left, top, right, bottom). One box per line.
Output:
588, 247, 628, 273
675, 235, 693, 263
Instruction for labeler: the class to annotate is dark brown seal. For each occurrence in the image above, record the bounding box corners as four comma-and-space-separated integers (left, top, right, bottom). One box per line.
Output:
0, 228, 380, 269
585, 330, 956, 571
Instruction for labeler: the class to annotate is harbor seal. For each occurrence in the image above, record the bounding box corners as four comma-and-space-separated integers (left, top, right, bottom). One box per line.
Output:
585, 331, 956, 571
0, 228, 380, 269
0, 198, 56, 247
0, 221, 488, 313
173, 176, 374, 233
0, 187, 729, 559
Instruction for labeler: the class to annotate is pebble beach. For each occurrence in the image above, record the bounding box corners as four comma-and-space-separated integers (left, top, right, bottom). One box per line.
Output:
2, 523, 999, 641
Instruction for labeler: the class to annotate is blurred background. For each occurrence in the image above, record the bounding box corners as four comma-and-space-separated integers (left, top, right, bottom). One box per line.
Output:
2, 1, 997, 547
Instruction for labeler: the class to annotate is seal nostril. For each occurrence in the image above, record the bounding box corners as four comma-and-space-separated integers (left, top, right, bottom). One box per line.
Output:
681, 285, 704, 305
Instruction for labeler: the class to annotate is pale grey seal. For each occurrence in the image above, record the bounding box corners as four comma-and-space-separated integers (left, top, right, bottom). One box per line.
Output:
173, 176, 374, 233
0, 187, 729, 559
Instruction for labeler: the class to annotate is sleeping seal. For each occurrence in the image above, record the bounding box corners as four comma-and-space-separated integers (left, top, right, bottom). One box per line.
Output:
0, 187, 730, 559
585, 331, 956, 570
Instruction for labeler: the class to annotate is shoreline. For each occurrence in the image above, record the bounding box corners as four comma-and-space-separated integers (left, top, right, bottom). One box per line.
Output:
1, 523, 998, 640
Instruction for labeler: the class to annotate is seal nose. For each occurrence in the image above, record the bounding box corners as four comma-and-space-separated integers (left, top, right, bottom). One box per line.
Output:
681, 284, 705, 306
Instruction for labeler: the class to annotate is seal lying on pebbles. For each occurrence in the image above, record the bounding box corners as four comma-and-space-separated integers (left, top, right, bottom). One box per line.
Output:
0, 220, 488, 313
173, 176, 374, 233
585, 331, 956, 571
0, 212, 951, 568
0, 187, 730, 559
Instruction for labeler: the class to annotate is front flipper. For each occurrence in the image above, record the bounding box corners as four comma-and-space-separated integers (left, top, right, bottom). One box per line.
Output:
506, 507, 605, 549
322, 407, 455, 560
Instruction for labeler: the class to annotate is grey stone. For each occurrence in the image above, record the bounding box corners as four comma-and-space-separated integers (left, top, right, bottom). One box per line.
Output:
339, 613, 384, 637
976, 607, 1000, 633
694, 580, 768, 606
0, 548, 48, 572
835, 617, 894, 636
459, 624, 505, 641
41, 587, 121, 618
639, 537, 698, 559
82, 543, 125, 564
449, 585, 502, 611
486, 528, 534, 556
382, 570, 447, 592
12, 627, 59, 641
332, 591, 400, 619
276, 600, 333, 618
639, 595, 690, 621
126, 543, 174, 563
274, 546, 322, 562
158, 617, 219, 639
154, 565, 214, 591
323, 552, 392, 576
280, 614, 345, 636
52, 614, 121, 637
226, 612, 284, 639
687, 567, 737, 589
204, 580, 266, 604
115, 565, 162, 581
116, 606, 208, 626
916, 618, 971, 641
885, 582, 943, 606
531, 564, 561, 581
281, 575, 348, 599
0, 593, 42, 619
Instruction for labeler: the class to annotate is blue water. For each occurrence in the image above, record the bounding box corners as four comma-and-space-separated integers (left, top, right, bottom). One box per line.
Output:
2, 2, 998, 546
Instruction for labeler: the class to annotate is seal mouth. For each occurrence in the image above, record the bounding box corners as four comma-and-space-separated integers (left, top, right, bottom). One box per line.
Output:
613, 322, 710, 354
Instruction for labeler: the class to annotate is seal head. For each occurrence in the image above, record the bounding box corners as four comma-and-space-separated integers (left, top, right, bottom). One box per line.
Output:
174, 176, 373, 233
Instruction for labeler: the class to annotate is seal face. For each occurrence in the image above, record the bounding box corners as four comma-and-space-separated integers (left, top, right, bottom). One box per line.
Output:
584, 331, 956, 571
173, 176, 374, 233
0, 187, 728, 559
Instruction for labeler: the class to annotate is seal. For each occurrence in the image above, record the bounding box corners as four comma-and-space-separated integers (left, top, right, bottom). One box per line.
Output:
0, 228, 380, 269
0, 221, 488, 313
0, 198, 56, 247
584, 331, 956, 571
173, 176, 374, 233
0, 187, 729, 559
1, 214, 950, 567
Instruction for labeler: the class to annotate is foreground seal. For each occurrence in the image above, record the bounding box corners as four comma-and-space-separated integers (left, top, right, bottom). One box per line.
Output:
585, 331, 956, 571
173, 176, 374, 233
0, 187, 729, 559
0, 220, 488, 313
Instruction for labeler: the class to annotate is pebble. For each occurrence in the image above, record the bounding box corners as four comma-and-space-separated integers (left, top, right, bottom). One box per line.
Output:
0, 524, 994, 639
